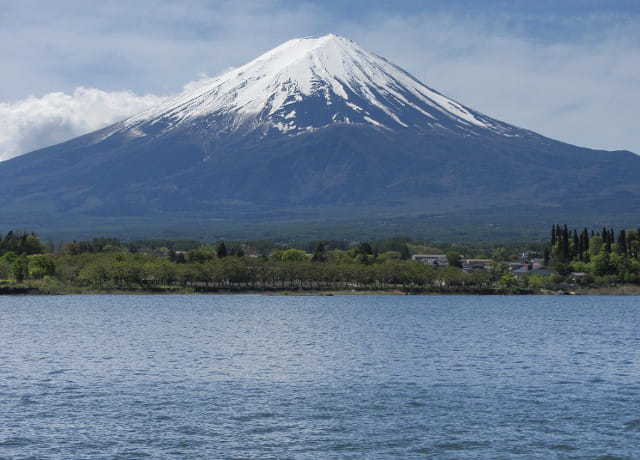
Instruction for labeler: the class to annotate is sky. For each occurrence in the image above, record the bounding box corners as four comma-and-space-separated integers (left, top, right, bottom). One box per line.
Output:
1, 0, 639, 160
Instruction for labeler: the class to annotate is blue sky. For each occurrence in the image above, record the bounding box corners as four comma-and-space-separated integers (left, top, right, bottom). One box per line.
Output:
1, 0, 639, 159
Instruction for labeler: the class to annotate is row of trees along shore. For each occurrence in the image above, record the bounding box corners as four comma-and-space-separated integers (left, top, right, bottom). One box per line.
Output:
547, 224, 640, 284
0, 227, 639, 293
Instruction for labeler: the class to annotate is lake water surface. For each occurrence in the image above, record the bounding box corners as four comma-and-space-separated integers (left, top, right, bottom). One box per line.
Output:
1, 295, 639, 458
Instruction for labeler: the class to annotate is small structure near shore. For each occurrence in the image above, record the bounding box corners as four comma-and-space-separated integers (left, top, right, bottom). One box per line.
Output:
412, 254, 448, 268
512, 261, 555, 279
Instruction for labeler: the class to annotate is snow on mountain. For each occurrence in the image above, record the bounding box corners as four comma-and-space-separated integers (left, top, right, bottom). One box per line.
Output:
120, 34, 520, 138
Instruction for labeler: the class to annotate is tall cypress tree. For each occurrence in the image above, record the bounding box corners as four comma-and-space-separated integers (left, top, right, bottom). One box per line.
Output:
617, 230, 627, 255
581, 228, 590, 260
562, 225, 570, 261
604, 228, 612, 253
217, 242, 228, 258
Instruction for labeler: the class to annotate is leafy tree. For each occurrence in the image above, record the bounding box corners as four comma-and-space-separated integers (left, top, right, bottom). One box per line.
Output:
0, 231, 47, 256
592, 250, 615, 276
500, 272, 519, 288
350, 242, 373, 259
186, 248, 215, 263
11, 255, 29, 282
0, 258, 10, 280
28, 254, 55, 279
440, 266, 464, 287
446, 251, 462, 268
589, 235, 603, 258
311, 242, 327, 262
1, 251, 18, 264
281, 248, 307, 262
78, 261, 108, 288
270, 249, 285, 261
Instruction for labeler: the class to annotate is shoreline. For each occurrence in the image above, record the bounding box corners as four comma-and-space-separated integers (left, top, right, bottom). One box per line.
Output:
2, 285, 639, 296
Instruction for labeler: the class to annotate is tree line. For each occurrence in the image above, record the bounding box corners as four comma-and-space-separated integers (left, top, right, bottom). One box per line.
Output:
547, 224, 640, 283
1, 232, 518, 293
2, 227, 639, 293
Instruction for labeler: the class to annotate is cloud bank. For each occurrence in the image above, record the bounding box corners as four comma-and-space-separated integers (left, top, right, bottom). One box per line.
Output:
0, 88, 165, 161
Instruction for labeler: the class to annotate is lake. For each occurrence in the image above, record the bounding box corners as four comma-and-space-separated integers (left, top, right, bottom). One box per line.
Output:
1, 295, 639, 458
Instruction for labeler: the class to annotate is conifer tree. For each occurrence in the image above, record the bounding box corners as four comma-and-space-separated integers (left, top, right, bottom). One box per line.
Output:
617, 230, 627, 255
217, 242, 228, 258
562, 225, 570, 260
580, 228, 590, 260
572, 229, 580, 257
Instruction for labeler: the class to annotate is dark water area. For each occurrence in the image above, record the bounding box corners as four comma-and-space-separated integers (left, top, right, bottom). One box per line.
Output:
1, 295, 639, 458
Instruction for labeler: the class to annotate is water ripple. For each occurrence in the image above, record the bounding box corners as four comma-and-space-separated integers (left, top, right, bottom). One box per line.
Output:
0, 294, 639, 458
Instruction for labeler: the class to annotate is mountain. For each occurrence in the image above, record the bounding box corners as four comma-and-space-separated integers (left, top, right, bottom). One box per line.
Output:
1, 34, 639, 240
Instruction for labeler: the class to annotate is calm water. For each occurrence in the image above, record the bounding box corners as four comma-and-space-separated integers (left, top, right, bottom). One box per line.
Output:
1, 295, 639, 458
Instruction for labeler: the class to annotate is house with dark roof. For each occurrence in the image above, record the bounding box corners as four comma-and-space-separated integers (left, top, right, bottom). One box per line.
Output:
512, 261, 555, 279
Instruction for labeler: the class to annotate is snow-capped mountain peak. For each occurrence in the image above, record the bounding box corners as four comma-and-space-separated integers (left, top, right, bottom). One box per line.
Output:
122, 34, 517, 137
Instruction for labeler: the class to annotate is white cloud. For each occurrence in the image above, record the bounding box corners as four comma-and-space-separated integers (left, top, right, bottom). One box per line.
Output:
0, 88, 166, 161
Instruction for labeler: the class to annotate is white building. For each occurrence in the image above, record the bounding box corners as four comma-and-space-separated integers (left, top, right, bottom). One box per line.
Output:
412, 254, 449, 268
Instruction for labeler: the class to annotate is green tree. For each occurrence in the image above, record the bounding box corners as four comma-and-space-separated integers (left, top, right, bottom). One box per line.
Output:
500, 272, 519, 288
28, 254, 55, 279
592, 250, 614, 276
186, 248, 215, 263
311, 242, 327, 262
217, 242, 228, 258
589, 235, 603, 258
0, 258, 10, 280
1, 251, 18, 264
281, 248, 307, 262
446, 251, 462, 268
11, 255, 29, 282
270, 249, 285, 261
616, 230, 627, 255
78, 261, 108, 288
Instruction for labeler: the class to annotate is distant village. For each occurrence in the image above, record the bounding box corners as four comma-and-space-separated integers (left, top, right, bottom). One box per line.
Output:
412, 253, 556, 278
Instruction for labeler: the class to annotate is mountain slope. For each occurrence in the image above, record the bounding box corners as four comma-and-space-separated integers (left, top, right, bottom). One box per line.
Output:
0, 34, 639, 238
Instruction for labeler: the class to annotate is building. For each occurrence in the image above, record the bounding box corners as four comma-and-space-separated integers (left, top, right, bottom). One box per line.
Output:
462, 259, 493, 272
512, 261, 555, 279
412, 254, 449, 268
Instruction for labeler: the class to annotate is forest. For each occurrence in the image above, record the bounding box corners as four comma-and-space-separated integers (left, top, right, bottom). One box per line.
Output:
0, 226, 639, 294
